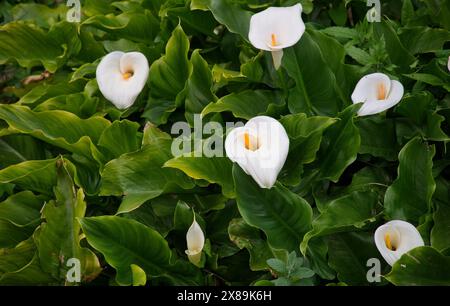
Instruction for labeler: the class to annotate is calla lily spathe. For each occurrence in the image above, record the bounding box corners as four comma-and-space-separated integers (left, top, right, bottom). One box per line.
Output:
448, 56, 450, 72
185, 216, 205, 265
248, 4, 305, 70
225, 116, 289, 189
374, 220, 424, 266
351, 72, 404, 116
96, 51, 149, 109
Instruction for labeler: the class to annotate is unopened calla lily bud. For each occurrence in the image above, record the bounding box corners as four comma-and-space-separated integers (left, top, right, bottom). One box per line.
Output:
185, 215, 205, 265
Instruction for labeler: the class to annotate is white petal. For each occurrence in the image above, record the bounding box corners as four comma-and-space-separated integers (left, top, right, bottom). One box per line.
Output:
374, 220, 424, 266
351, 73, 391, 104
186, 218, 204, 254
225, 116, 289, 189
96, 51, 149, 109
357, 80, 404, 116
248, 4, 305, 51
448, 56, 450, 72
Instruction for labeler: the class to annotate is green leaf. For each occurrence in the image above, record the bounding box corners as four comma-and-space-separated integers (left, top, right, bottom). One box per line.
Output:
165, 156, 234, 198
356, 117, 399, 161
233, 164, 313, 252
320, 27, 358, 40
0, 191, 43, 227
205, 0, 252, 39
282, 31, 341, 116
144, 25, 191, 125
279, 114, 337, 185
385, 247, 450, 285
19, 78, 86, 106
0, 158, 58, 195
79, 216, 203, 285
301, 191, 379, 255
431, 203, 450, 252
327, 232, 388, 286
0, 21, 80, 72
403, 73, 448, 88
400, 27, 450, 54
100, 136, 195, 214
401, 0, 415, 26
202, 90, 284, 120
228, 218, 275, 271
11, 3, 67, 28
0, 135, 46, 168
266, 258, 287, 274
130, 264, 146, 286
384, 137, 436, 223
373, 21, 415, 72
0, 105, 109, 162
184, 50, 217, 125
313, 104, 361, 182
0, 239, 55, 285
345, 46, 372, 66
97, 120, 141, 161
0, 219, 34, 249
37, 159, 101, 284
395, 92, 449, 141
83, 10, 159, 43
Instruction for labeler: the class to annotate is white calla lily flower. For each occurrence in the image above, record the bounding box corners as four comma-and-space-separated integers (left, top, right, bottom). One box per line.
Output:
96, 51, 149, 109
374, 220, 424, 266
185, 216, 205, 265
351, 72, 404, 116
225, 116, 289, 189
248, 4, 305, 70
447, 56, 450, 72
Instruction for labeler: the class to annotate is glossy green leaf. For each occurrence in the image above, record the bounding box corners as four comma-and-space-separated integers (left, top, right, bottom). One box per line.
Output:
327, 232, 388, 286
384, 137, 436, 223
0, 238, 55, 285
228, 218, 274, 271
0, 135, 46, 168
97, 120, 141, 161
373, 21, 415, 72
0, 191, 43, 227
313, 104, 361, 182
100, 135, 195, 214
0, 158, 58, 195
11, 3, 67, 28
301, 191, 379, 254
79, 216, 203, 285
356, 117, 399, 161
400, 27, 450, 54
144, 25, 191, 125
37, 159, 101, 284
83, 10, 159, 43
202, 90, 285, 120
165, 156, 234, 198
279, 113, 337, 185
0, 21, 80, 72
282, 31, 341, 116
184, 50, 217, 125
233, 164, 313, 252
385, 247, 450, 285
431, 203, 450, 252
0, 105, 109, 162
204, 0, 252, 39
